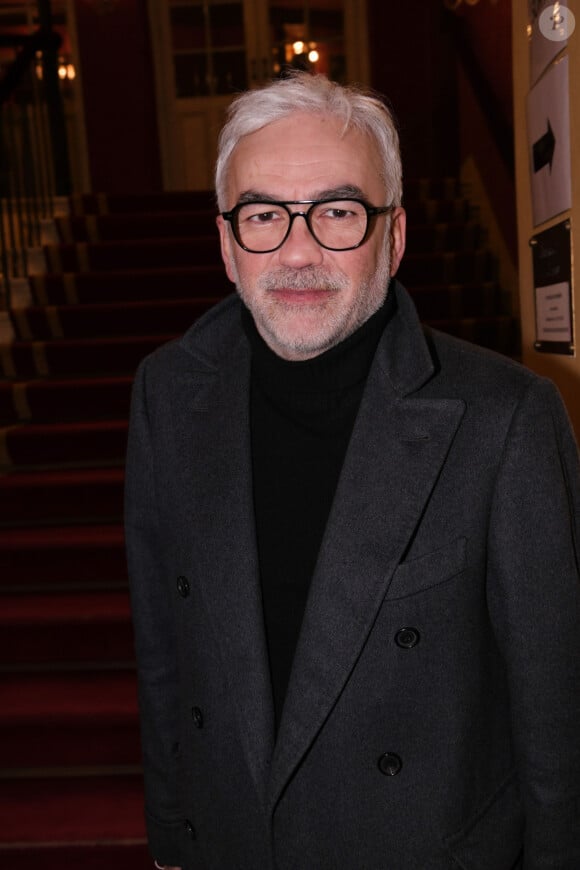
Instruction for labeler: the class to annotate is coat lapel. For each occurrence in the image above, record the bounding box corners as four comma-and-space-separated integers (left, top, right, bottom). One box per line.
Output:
268, 283, 466, 810
173, 319, 275, 799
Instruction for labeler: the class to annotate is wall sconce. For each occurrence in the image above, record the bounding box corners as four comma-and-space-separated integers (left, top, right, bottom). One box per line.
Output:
290, 40, 319, 65
58, 59, 76, 80
35, 51, 76, 81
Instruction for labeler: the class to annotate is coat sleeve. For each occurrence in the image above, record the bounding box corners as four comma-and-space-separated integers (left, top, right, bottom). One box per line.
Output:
125, 357, 186, 867
487, 377, 580, 868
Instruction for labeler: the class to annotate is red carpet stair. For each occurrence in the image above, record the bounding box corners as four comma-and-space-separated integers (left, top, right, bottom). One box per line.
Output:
0, 182, 519, 868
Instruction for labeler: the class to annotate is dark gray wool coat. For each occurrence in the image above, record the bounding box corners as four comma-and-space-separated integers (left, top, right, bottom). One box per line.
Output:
125, 280, 580, 870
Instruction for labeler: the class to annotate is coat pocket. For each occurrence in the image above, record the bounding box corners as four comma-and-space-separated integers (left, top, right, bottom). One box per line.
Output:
386, 536, 467, 600
444, 771, 524, 870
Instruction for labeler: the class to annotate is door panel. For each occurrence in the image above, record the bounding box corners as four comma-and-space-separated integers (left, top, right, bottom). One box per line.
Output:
149, 0, 369, 190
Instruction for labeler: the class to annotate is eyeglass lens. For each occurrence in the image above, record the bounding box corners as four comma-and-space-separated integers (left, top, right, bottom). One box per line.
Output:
234, 200, 369, 252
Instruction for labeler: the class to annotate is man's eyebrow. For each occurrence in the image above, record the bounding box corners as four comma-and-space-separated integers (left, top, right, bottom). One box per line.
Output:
314, 184, 366, 200
237, 190, 277, 204
236, 185, 367, 205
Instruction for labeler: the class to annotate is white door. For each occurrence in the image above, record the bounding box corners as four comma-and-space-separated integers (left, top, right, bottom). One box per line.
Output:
149, 0, 370, 191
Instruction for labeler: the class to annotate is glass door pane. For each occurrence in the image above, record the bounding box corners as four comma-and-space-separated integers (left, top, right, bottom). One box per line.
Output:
170, 0, 248, 97
267, 0, 346, 83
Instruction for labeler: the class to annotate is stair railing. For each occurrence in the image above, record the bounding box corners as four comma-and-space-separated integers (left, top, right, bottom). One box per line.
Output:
0, 9, 71, 311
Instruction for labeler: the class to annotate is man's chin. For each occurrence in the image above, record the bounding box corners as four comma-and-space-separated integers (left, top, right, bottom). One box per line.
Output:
258, 322, 342, 361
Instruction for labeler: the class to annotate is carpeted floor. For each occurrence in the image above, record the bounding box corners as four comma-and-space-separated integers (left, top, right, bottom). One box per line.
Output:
0, 180, 519, 868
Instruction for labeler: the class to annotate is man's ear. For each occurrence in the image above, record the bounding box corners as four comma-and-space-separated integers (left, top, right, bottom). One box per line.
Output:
216, 214, 238, 285
389, 207, 406, 276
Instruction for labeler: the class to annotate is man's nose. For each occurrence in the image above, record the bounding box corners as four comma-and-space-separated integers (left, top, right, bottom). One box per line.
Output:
278, 213, 324, 267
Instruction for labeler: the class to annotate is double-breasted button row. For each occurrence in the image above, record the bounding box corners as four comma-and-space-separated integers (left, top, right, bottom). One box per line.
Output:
377, 752, 403, 776
395, 627, 420, 649
177, 576, 190, 598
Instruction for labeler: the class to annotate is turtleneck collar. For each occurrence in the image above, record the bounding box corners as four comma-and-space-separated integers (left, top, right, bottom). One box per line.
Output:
241, 288, 395, 395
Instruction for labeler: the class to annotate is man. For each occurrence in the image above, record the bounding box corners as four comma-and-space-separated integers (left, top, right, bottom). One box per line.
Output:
125, 73, 580, 870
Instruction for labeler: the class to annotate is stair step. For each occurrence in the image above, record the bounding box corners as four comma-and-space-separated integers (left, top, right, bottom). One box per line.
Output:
0, 589, 133, 664
404, 198, 471, 224
30, 264, 232, 305
0, 670, 139, 768
428, 315, 520, 355
0, 377, 133, 425
1, 670, 137, 725
69, 188, 216, 214
42, 235, 221, 273
56, 209, 219, 242
2, 420, 127, 469
0, 773, 146, 844
403, 178, 465, 200
12, 297, 219, 341
405, 221, 484, 254
0, 467, 124, 525
397, 250, 498, 286
409, 281, 507, 321
0, 524, 127, 589
2, 334, 173, 379
0, 383, 18, 423
0, 842, 151, 870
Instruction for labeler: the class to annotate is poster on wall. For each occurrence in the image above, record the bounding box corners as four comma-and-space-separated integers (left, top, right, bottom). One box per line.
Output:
531, 219, 574, 355
528, 0, 576, 85
526, 55, 572, 226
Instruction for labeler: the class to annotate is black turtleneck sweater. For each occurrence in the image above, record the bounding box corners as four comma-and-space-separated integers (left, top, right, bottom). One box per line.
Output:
242, 296, 393, 728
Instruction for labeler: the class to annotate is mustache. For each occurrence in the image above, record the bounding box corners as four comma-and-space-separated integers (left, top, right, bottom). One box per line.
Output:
256, 267, 349, 292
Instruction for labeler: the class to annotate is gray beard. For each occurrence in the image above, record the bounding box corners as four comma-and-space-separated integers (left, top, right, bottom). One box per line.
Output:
232, 240, 392, 358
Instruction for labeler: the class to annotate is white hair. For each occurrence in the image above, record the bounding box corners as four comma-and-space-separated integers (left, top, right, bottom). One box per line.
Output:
215, 72, 402, 211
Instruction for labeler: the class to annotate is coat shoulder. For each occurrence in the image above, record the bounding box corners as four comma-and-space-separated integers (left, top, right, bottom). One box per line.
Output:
138, 293, 243, 378
423, 326, 548, 403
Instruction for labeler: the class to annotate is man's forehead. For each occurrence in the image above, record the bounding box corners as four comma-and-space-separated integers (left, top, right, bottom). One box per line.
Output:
227, 115, 383, 198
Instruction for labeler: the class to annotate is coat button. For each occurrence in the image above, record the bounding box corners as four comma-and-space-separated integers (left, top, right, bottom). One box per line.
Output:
378, 752, 403, 776
176, 576, 190, 598
184, 819, 196, 840
395, 627, 420, 649
192, 706, 204, 728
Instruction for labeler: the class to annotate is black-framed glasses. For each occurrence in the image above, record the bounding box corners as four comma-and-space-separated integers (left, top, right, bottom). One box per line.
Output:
220, 199, 395, 253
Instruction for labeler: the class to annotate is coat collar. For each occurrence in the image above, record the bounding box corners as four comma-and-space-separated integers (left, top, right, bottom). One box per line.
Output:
179, 279, 435, 395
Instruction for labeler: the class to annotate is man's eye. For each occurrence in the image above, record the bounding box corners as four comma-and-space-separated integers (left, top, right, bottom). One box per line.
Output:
323, 208, 353, 220
245, 210, 281, 223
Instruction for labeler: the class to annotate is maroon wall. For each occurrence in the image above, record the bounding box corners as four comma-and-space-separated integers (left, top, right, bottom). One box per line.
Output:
452, 0, 513, 128
367, 1, 516, 261
366, 2, 460, 182
75, 0, 162, 193
453, 2, 516, 261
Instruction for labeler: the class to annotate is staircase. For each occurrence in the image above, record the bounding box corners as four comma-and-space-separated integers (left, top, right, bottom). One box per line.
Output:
0, 181, 519, 868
